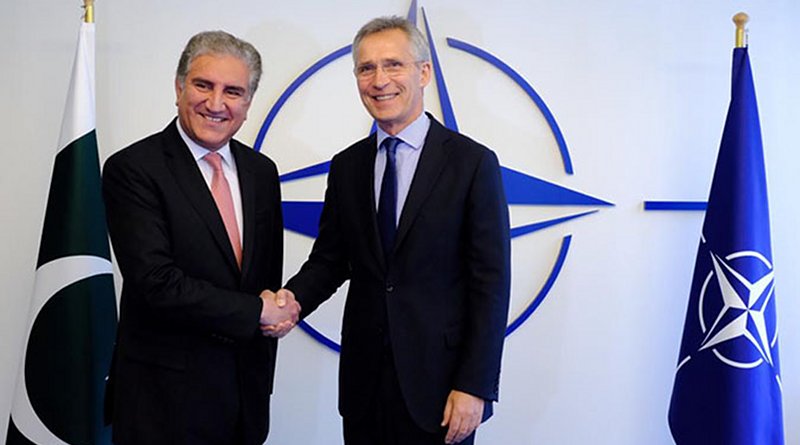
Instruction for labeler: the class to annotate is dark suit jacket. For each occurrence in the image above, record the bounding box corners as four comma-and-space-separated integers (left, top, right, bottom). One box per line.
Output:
286, 115, 511, 432
102, 120, 283, 445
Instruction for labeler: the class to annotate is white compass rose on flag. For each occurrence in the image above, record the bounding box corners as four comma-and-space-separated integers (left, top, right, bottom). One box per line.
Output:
698, 249, 778, 369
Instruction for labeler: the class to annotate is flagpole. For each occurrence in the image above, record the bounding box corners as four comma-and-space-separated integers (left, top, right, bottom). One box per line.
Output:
84, 0, 94, 24
733, 12, 748, 48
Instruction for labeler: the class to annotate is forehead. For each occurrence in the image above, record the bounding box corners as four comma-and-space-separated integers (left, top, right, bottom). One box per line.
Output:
356, 29, 413, 62
186, 53, 250, 87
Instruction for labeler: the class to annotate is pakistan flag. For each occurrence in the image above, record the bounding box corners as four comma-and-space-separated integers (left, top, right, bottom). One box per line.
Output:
6, 20, 117, 445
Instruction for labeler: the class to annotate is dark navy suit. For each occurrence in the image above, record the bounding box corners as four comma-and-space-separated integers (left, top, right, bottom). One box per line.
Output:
286, 115, 510, 435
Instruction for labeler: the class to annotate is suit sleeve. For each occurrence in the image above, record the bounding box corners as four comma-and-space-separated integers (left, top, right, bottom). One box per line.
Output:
285, 155, 351, 317
103, 153, 263, 341
454, 149, 511, 402
267, 161, 284, 295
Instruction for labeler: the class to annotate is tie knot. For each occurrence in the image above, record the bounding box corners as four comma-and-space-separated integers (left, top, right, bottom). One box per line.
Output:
204, 152, 224, 172
382, 137, 400, 155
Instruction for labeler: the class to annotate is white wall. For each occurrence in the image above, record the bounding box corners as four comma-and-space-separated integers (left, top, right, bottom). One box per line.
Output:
2, 0, 798, 443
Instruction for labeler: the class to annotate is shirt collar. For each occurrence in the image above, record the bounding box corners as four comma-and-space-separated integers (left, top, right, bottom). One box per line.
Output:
176, 118, 235, 167
376, 112, 431, 151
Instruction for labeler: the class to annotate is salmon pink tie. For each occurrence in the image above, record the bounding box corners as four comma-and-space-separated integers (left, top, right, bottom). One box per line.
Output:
204, 152, 242, 268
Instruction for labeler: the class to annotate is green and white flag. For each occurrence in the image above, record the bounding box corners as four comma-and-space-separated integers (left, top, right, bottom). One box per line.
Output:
6, 18, 117, 445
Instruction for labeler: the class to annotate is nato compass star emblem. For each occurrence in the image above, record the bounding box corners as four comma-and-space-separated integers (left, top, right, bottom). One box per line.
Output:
696, 247, 778, 370
254, 1, 614, 352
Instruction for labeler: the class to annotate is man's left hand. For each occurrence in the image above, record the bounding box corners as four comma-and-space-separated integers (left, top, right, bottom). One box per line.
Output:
441, 389, 484, 444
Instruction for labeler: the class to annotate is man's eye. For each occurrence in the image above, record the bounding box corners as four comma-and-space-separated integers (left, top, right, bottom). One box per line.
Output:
382, 61, 406, 74
357, 65, 376, 75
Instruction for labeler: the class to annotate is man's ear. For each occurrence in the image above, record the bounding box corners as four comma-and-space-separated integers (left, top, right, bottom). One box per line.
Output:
174, 77, 183, 106
419, 61, 432, 88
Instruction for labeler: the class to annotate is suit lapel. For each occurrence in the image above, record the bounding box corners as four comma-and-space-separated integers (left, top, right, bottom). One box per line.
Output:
394, 118, 451, 252
354, 134, 386, 268
163, 122, 240, 273
233, 143, 256, 280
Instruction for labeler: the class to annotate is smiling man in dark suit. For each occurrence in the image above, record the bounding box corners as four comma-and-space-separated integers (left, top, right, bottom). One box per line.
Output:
276, 16, 511, 445
102, 30, 299, 445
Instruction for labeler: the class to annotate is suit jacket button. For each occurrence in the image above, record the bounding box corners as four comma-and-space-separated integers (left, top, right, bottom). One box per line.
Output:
386, 285, 394, 293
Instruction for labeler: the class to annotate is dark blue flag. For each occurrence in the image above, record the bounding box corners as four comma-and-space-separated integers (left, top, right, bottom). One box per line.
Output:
668, 47, 784, 445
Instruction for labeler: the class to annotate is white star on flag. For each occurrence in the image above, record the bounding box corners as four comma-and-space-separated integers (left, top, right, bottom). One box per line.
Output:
700, 252, 775, 366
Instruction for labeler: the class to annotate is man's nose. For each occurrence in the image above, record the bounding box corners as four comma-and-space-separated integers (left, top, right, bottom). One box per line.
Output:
206, 89, 225, 111
373, 65, 391, 86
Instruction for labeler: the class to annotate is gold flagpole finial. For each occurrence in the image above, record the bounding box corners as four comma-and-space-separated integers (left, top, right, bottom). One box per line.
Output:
733, 12, 748, 48
83, 0, 95, 23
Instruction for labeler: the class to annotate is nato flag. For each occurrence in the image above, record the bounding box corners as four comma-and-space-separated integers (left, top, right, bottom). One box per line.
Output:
668, 47, 784, 445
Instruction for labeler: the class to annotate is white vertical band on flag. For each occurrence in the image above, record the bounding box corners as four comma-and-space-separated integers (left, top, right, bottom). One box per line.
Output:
11, 255, 112, 445
57, 22, 95, 153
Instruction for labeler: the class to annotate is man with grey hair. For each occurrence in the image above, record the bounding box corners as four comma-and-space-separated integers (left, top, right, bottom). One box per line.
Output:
102, 30, 298, 444
277, 16, 511, 445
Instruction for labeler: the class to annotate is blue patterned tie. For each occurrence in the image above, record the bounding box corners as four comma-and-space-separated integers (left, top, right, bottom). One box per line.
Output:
377, 137, 399, 261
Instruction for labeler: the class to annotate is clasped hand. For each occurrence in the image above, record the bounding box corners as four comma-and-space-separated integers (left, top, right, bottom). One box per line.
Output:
259, 289, 300, 338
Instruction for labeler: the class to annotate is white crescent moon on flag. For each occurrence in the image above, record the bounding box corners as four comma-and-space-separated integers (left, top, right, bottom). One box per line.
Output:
11, 255, 112, 445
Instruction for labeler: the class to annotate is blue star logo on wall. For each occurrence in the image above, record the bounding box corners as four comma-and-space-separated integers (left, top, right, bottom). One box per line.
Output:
254, 1, 613, 351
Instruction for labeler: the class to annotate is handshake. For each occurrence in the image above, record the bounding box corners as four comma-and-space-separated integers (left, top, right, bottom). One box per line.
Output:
259, 289, 301, 338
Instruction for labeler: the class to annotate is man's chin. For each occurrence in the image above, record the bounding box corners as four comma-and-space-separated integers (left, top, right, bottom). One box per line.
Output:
197, 125, 235, 146
195, 136, 227, 150
368, 112, 396, 127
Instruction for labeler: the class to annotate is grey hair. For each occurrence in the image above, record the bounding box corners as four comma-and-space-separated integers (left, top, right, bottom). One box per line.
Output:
176, 30, 262, 99
352, 16, 431, 64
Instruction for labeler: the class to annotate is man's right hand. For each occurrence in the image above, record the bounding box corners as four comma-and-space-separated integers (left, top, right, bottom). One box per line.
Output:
259, 289, 300, 338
